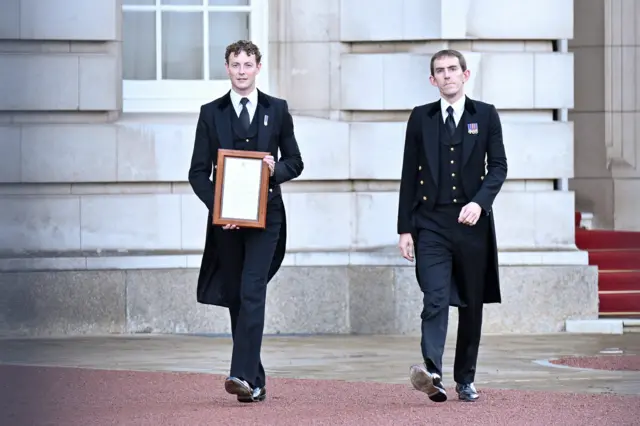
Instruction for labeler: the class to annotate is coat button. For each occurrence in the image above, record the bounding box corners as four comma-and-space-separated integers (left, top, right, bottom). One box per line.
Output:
420, 180, 424, 185
246, 138, 249, 142
418, 166, 422, 170
269, 188, 273, 192
481, 176, 484, 180
423, 196, 427, 201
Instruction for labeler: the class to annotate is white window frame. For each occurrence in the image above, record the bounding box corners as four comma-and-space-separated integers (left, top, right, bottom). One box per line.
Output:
122, 0, 269, 113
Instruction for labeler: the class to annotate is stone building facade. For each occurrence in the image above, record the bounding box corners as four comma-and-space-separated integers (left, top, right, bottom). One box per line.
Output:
570, 0, 640, 231
1, 0, 630, 337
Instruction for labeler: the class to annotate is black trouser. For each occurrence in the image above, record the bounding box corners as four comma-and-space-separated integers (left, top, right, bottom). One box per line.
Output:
217, 199, 283, 388
414, 204, 489, 385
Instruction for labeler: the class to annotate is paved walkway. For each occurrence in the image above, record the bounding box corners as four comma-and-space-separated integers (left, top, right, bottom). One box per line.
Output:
1, 333, 639, 425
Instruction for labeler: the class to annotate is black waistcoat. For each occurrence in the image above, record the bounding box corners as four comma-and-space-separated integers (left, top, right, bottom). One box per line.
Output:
436, 114, 468, 205
231, 105, 259, 151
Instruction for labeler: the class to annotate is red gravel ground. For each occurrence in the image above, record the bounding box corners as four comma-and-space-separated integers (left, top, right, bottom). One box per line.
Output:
1, 365, 638, 426
550, 355, 640, 371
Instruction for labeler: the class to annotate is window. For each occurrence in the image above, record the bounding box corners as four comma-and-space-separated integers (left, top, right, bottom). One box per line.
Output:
122, 0, 269, 113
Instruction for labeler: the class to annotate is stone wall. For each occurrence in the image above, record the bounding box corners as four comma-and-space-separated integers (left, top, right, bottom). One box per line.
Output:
0, 265, 598, 337
0, 0, 599, 336
0, 0, 122, 252
0, 0, 582, 257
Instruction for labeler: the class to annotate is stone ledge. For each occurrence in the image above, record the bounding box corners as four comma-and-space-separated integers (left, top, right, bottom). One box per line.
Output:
0, 249, 589, 272
565, 319, 624, 334
565, 319, 640, 335
0, 265, 598, 337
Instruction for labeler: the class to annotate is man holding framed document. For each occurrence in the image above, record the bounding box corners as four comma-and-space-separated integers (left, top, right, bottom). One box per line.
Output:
188, 40, 303, 403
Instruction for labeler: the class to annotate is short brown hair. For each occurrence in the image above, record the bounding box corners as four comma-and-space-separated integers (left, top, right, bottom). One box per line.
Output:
430, 49, 467, 76
225, 40, 262, 64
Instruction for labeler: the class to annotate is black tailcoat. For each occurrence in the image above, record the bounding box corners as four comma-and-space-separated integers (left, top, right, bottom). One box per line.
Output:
188, 90, 303, 307
397, 96, 508, 305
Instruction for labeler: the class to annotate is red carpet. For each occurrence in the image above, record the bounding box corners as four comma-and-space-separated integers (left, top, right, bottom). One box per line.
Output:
1, 365, 638, 426
576, 229, 640, 250
598, 271, 640, 292
575, 215, 640, 318
587, 250, 640, 270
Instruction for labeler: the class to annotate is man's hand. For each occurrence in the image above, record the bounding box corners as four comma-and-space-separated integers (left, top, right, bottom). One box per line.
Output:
398, 233, 414, 262
222, 224, 240, 230
458, 202, 482, 226
263, 155, 275, 176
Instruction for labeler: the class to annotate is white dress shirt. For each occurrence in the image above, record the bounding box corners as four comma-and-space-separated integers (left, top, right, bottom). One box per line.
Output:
440, 96, 466, 127
229, 88, 258, 123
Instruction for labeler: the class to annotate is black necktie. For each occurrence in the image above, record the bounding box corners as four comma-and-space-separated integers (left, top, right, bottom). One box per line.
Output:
239, 97, 250, 130
445, 106, 456, 136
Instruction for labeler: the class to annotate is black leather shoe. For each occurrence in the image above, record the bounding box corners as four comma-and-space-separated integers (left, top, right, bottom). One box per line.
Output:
410, 364, 447, 403
224, 376, 252, 399
238, 386, 266, 403
455, 383, 479, 402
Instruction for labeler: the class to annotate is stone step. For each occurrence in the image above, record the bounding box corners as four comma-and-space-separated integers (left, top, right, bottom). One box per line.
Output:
565, 318, 640, 334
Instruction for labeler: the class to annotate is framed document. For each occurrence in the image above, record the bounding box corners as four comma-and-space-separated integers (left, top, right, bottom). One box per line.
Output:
213, 149, 270, 229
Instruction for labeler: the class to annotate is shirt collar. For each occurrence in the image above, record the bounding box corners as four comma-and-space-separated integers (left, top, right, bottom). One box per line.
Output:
440, 96, 466, 117
230, 88, 258, 108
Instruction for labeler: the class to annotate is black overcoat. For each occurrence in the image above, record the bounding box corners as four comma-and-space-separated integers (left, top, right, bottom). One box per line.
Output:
396, 96, 508, 306
188, 90, 303, 308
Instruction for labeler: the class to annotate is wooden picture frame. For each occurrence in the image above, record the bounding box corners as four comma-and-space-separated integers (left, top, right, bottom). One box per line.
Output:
212, 149, 270, 229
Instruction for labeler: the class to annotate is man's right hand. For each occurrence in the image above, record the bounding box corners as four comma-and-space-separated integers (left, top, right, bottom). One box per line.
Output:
222, 224, 240, 230
398, 233, 414, 262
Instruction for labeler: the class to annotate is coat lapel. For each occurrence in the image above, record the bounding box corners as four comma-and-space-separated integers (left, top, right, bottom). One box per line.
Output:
423, 102, 441, 185
461, 96, 478, 168
256, 90, 272, 153
214, 91, 233, 150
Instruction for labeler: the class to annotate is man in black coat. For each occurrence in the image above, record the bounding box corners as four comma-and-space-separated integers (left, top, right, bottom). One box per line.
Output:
188, 40, 303, 403
397, 49, 507, 403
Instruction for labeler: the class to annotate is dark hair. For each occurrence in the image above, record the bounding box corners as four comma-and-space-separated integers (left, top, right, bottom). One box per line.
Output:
430, 49, 467, 76
225, 40, 262, 64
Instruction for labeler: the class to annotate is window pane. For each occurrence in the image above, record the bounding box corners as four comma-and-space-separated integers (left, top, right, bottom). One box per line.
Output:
162, 12, 204, 79
208, 0, 249, 5
123, 0, 155, 5
123, 12, 157, 80
208, 12, 250, 79
162, 0, 203, 5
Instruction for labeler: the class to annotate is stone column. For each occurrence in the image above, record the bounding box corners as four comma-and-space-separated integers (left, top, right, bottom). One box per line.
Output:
569, 0, 612, 229
605, 0, 640, 230
571, 0, 640, 231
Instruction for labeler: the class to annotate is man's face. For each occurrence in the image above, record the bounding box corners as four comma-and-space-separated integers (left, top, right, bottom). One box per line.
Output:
429, 56, 470, 99
225, 51, 261, 93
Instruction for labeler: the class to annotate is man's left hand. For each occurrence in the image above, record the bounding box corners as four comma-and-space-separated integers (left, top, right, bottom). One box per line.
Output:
458, 202, 482, 226
263, 155, 275, 176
